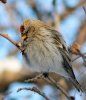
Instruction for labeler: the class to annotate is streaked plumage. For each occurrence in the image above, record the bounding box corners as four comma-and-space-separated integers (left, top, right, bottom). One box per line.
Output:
20, 19, 83, 92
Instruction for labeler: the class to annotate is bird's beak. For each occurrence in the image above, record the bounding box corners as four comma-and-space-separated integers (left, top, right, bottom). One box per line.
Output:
22, 34, 27, 40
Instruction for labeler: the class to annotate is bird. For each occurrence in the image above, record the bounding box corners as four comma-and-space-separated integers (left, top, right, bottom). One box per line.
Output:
20, 19, 83, 92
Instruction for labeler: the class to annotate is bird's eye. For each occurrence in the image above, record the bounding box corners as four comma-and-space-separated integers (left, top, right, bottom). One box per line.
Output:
20, 25, 25, 33
23, 26, 35, 34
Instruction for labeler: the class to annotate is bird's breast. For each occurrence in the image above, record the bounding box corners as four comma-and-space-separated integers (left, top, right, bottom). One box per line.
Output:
23, 40, 68, 77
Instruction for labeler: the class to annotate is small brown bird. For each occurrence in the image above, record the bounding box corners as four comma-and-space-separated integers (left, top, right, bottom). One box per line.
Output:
20, 19, 83, 92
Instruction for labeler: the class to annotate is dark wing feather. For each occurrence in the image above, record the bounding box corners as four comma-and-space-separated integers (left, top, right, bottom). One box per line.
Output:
47, 29, 83, 92
49, 29, 76, 79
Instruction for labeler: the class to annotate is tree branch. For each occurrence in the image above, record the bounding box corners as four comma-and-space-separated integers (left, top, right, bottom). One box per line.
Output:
83, 6, 86, 14
0, 33, 23, 52
43, 76, 73, 100
17, 87, 50, 100
72, 52, 86, 62
60, 0, 86, 20
0, 0, 6, 3
25, 73, 73, 100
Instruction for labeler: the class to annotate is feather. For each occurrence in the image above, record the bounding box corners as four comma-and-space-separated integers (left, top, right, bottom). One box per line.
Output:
49, 29, 83, 92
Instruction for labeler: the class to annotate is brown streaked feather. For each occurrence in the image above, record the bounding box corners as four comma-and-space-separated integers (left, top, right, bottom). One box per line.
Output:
48, 29, 76, 79
48, 29, 83, 91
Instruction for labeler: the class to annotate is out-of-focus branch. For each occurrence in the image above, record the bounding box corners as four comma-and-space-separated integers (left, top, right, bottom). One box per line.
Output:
52, 0, 56, 7
25, 73, 73, 100
72, 52, 86, 62
0, 26, 14, 30
70, 23, 86, 66
17, 87, 50, 100
71, 23, 86, 54
0, 0, 6, 3
52, 0, 59, 29
28, 0, 42, 20
60, 0, 86, 20
76, 27, 86, 46
0, 24, 19, 32
83, 6, 86, 14
45, 76, 73, 100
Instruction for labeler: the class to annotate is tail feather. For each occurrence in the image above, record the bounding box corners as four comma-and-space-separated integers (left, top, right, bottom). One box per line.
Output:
70, 78, 84, 92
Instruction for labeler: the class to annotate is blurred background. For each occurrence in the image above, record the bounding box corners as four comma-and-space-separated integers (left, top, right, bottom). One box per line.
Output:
0, 0, 86, 100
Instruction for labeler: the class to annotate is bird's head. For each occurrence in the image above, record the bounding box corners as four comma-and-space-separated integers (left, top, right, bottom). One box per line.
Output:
20, 19, 36, 40
20, 19, 51, 40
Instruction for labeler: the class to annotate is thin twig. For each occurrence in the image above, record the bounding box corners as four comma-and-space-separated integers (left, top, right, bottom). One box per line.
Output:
28, 74, 73, 100
25, 73, 72, 100
25, 73, 43, 82
28, 0, 42, 20
83, 6, 86, 15
42, 76, 72, 100
17, 87, 50, 100
0, 33, 23, 51
72, 52, 86, 62
61, 0, 86, 20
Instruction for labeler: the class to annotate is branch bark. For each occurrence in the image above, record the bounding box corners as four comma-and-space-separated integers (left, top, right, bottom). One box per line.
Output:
71, 23, 86, 54
0, 33, 23, 52
17, 87, 50, 100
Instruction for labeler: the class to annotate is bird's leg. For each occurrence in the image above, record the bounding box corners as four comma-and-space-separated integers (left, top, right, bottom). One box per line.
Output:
43, 72, 49, 78
25, 72, 49, 84
25, 72, 73, 100
25, 73, 43, 82
25, 72, 49, 83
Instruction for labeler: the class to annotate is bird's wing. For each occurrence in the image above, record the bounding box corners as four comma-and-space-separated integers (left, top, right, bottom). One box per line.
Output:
49, 29, 76, 79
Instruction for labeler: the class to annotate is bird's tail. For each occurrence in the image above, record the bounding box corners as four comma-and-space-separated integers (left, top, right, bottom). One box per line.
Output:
70, 78, 84, 92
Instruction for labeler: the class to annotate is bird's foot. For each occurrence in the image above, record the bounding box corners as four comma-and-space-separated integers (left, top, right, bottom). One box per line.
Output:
43, 72, 49, 78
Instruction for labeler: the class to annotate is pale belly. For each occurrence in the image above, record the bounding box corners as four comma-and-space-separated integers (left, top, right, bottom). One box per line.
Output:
24, 46, 68, 77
